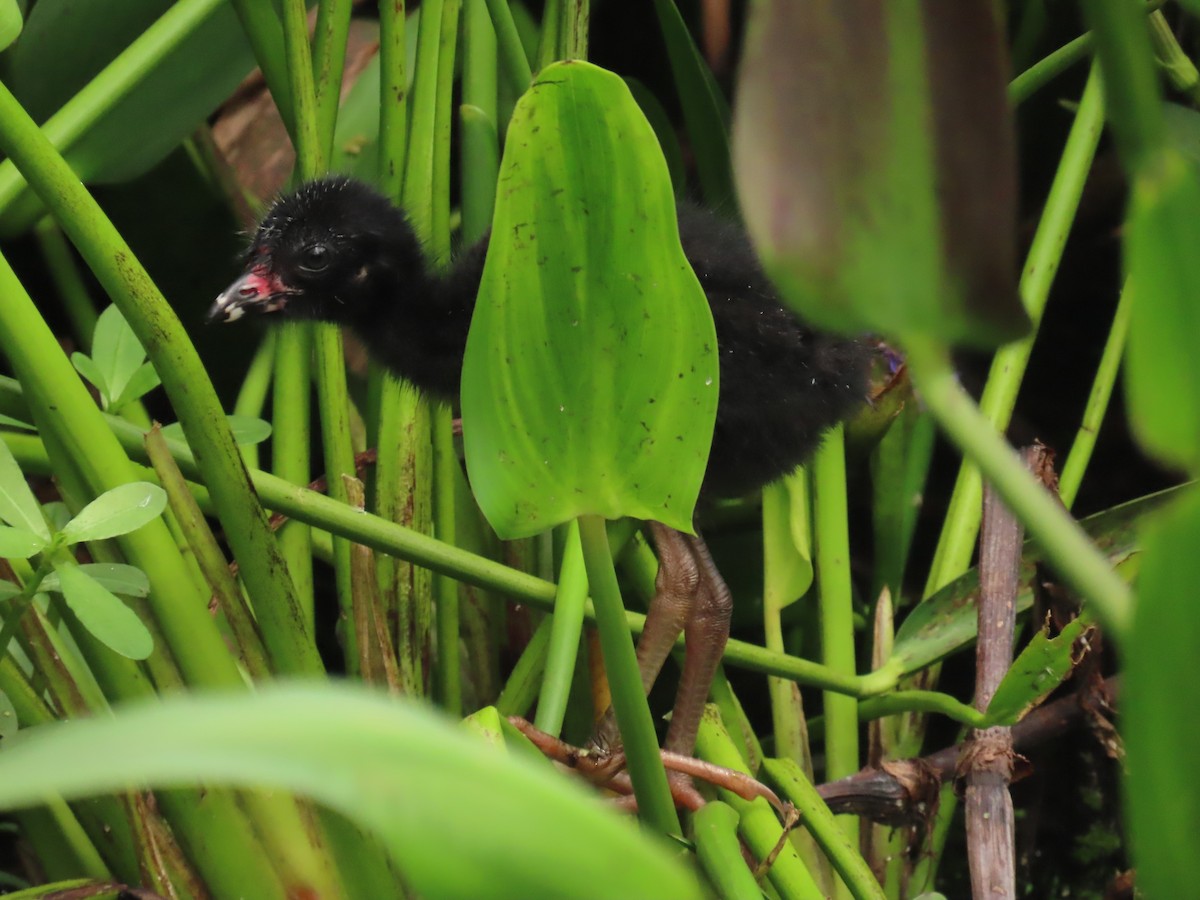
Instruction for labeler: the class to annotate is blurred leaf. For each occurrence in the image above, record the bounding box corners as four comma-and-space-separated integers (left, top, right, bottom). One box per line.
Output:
1163, 102, 1200, 169
60, 482, 166, 544
624, 78, 685, 195
7, 0, 258, 186
40, 501, 72, 532
0, 413, 34, 430
0, 581, 18, 601
160, 415, 271, 447
983, 616, 1088, 726
733, 1, 1027, 346
0, 436, 48, 540
0, 524, 45, 558
462, 61, 719, 539
1123, 150, 1200, 471
0, 689, 14, 739
40, 562, 149, 598
90, 305, 150, 411
52, 563, 153, 660
1125, 492, 1200, 898
649, 0, 733, 209
0, 685, 707, 900
0, 0, 22, 51
762, 477, 813, 610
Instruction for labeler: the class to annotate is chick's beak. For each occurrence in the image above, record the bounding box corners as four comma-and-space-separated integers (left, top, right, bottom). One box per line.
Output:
208, 266, 293, 323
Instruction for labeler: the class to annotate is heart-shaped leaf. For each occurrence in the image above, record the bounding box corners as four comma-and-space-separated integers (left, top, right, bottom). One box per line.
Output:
53, 562, 153, 660
462, 61, 719, 539
60, 482, 166, 544
0, 685, 706, 900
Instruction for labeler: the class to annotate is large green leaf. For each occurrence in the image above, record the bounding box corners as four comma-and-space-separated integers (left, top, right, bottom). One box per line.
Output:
0, 0, 21, 51
6, 0, 257, 186
1125, 493, 1200, 898
1122, 150, 1200, 471
461, 60, 718, 539
732, 1, 1027, 346
0, 685, 706, 900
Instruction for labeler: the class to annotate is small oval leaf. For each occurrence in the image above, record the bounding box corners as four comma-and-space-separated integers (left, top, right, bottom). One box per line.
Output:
159, 415, 271, 448
40, 563, 150, 598
70, 351, 109, 404
60, 483, 167, 544
92, 304, 148, 409
462, 61, 719, 539
0, 525, 46, 559
112, 361, 161, 411
0, 438, 49, 540
53, 564, 153, 660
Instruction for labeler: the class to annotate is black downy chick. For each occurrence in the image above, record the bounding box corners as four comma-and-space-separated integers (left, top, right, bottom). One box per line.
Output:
212, 176, 870, 761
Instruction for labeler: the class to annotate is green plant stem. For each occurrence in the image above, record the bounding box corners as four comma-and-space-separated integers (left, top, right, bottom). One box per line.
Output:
764, 758, 887, 900
461, 0, 499, 243
280, 0, 321, 179
483, 0, 533, 94
433, 407, 461, 714
695, 710, 824, 900
34, 219, 98, 352
496, 614, 553, 717
145, 428, 270, 679
312, 0, 354, 165
272, 324, 315, 628
232, 331, 275, 471
1059, 279, 1134, 509
4, 420, 880, 695
1148, 10, 1200, 102
535, 522, 586, 736
577, 515, 680, 836
0, 78, 321, 677
925, 65, 1105, 598
692, 802, 762, 900
906, 337, 1133, 639
812, 426, 858, 859
378, 0, 408, 197
228, 0, 295, 137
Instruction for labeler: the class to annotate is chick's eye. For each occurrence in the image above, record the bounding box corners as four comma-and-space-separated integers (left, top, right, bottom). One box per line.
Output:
300, 243, 330, 273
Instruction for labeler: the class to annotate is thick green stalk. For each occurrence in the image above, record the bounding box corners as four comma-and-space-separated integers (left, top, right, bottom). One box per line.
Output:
34, 219, 98, 352
312, 0, 354, 165
461, 0, 500, 242
535, 522, 586, 736
495, 615, 553, 717
925, 66, 1105, 597
0, 79, 321, 677
483, 0, 533, 94
906, 338, 1133, 639
433, 407, 461, 714
812, 426, 858, 856
378, 0, 408, 196
578, 515, 680, 836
